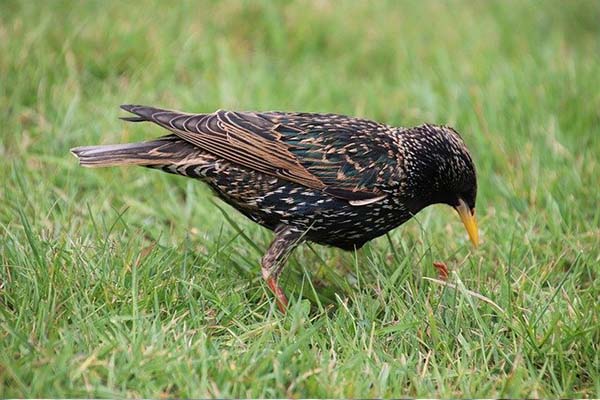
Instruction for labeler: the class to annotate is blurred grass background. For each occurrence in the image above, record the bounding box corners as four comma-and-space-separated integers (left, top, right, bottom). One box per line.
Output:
1, 0, 599, 397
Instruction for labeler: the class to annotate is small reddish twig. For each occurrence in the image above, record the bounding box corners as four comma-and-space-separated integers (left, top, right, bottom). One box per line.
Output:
433, 261, 449, 281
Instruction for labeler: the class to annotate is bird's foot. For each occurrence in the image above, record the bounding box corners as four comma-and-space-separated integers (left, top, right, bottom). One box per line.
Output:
261, 225, 303, 314
266, 276, 288, 313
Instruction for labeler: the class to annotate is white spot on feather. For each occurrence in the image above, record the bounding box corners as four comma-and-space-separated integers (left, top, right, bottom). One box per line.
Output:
348, 194, 387, 207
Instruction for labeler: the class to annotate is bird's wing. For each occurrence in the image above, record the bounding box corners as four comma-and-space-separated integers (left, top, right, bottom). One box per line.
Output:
121, 105, 399, 202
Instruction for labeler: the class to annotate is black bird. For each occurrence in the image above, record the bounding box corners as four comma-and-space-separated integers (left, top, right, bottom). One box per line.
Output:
72, 105, 479, 312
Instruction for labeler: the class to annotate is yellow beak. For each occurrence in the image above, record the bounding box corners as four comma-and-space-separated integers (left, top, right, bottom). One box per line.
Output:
455, 199, 479, 247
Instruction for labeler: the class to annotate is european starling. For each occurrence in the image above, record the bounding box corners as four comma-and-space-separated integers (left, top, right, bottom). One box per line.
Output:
72, 105, 478, 312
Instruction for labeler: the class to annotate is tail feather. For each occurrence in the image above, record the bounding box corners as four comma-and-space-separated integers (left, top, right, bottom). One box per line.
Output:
119, 104, 203, 129
72, 105, 205, 169
70, 136, 185, 168
120, 104, 184, 122
119, 116, 147, 122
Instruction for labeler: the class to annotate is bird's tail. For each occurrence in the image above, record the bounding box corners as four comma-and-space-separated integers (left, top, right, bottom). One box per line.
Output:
70, 135, 186, 168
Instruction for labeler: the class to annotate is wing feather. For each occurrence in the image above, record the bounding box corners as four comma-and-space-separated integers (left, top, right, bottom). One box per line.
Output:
120, 105, 399, 202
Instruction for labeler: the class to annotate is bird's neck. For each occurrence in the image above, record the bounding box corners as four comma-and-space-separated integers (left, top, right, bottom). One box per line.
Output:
396, 129, 450, 213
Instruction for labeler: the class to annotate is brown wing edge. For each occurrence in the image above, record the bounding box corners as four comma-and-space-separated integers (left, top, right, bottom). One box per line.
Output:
120, 104, 388, 204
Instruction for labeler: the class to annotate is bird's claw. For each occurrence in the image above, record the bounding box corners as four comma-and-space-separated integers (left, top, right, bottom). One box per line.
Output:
266, 277, 288, 313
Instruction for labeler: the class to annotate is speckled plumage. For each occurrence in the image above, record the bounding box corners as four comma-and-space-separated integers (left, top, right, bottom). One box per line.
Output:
72, 104, 478, 312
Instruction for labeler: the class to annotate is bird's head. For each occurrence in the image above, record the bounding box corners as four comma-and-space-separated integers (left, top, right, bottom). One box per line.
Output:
399, 124, 478, 247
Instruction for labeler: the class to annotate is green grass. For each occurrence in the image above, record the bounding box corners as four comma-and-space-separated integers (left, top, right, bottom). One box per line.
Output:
1, 0, 599, 397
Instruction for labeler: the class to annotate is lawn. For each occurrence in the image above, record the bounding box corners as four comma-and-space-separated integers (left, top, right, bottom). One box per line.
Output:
1, 0, 599, 397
